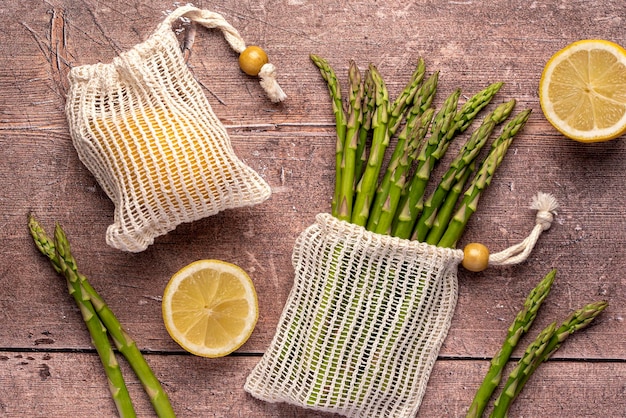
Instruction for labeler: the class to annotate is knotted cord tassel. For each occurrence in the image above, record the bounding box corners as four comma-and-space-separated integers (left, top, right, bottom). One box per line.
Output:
488, 192, 559, 266
259, 63, 287, 102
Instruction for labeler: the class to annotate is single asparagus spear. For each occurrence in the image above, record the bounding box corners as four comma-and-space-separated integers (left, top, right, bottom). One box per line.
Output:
413, 99, 516, 242
28, 217, 137, 418
409, 71, 439, 122
387, 58, 426, 136
490, 301, 607, 417
437, 108, 532, 248
336, 60, 364, 221
366, 72, 439, 233
28, 216, 176, 418
355, 69, 375, 186
311, 54, 347, 217
452, 82, 504, 134
465, 269, 556, 418
351, 65, 390, 226
423, 162, 474, 245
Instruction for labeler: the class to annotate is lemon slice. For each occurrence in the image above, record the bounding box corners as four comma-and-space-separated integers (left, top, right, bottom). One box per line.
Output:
539, 39, 626, 142
162, 259, 258, 357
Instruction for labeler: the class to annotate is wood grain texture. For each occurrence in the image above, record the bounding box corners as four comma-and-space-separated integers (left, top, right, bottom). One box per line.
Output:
1, 352, 624, 417
1, 0, 625, 416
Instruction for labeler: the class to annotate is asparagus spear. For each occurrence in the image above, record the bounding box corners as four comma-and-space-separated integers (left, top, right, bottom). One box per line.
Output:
452, 82, 504, 134
28, 217, 137, 418
490, 301, 607, 417
437, 108, 532, 248
336, 60, 364, 221
387, 58, 427, 136
311, 54, 347, 217
28, 216, 176, 418
466, 269, 556, 418
355, 69, 375, 186
423, 162, 474, 245
366, 72, 439, 233
511, 301, 608, 397
351, 65, 390, 226
413, 99, 516, 242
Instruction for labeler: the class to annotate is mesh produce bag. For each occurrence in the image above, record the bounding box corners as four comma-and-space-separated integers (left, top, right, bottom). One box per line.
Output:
245, 213, 462, 417
246, 194, 558, 417
65, 5, 285, 252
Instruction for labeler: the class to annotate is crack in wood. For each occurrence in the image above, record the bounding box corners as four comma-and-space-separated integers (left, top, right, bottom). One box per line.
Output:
49, 8, 70, 97
20, 7, 71, 101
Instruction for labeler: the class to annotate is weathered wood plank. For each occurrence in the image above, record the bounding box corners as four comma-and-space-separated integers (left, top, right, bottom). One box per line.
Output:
1, 352, 624, 417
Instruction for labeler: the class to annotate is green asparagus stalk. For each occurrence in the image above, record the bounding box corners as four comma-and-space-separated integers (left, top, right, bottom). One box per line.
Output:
351, 65, 390, 226
387, 58, 426, 136
410, 72, 439, 121
355, 69, 375, 186
311, 54, 347, 217
413, 99, 516, 242
28, 217, 137, 418
366, 72, 439, 233
336, 60, 364, 221
423, 162, 474, 245
28, 216, 176, 418
390, 89, 460, 238
489, 322, 557, 418
490, 300, 607, 418
437, 108, 532, 248
452, 82, 504, 132
465, 269, 556, 418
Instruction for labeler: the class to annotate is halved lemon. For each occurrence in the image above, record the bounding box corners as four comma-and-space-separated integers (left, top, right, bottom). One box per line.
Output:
539, 39, 626, 142
162, 259, 258, 357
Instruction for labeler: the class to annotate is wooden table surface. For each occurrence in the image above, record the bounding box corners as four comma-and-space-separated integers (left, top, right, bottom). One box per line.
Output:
2, 1, 625, 417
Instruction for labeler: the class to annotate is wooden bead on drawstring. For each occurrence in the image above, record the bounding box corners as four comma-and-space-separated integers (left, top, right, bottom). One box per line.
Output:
462, 242, 490, 272
239, 46, 269, 76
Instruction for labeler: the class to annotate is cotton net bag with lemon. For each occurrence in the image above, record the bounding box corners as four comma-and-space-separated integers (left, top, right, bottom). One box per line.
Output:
539, 39, 626, 143
65, 5, 286, 252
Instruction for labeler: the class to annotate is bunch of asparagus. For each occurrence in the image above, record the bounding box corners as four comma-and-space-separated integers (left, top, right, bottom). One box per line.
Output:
311, 55, 532, 247
466, 269, 608, 417
28, 215, 175, 418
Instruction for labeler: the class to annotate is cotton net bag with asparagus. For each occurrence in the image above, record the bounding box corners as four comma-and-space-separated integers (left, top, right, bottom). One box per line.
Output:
245, 56, 559, 417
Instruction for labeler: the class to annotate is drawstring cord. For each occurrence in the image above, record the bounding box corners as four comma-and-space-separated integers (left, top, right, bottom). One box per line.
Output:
164, 5, 287, 102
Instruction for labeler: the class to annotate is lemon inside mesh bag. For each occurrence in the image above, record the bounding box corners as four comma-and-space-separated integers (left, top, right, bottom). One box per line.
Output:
65, 6, 285, 252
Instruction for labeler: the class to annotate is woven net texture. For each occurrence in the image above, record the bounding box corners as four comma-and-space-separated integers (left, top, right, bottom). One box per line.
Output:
65, 14, 271, 252
246, 213, 464, 417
